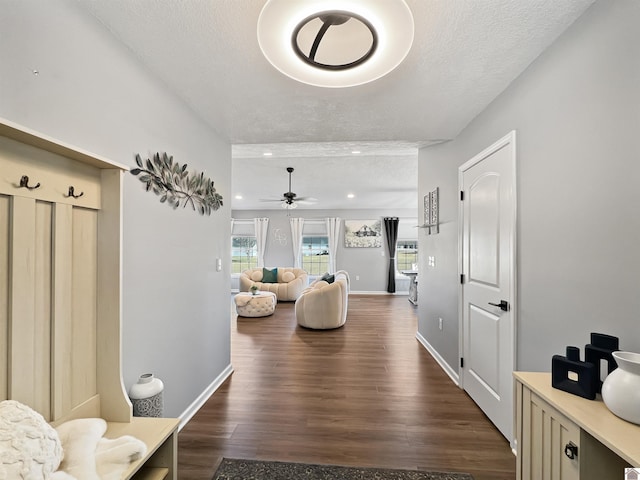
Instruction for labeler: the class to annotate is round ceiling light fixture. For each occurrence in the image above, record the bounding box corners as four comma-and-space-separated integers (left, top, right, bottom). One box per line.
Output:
292, 11, 377, 71
257, 0, 414, 88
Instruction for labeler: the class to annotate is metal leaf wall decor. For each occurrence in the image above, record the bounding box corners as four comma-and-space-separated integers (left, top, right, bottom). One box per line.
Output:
130, 152, 223, 215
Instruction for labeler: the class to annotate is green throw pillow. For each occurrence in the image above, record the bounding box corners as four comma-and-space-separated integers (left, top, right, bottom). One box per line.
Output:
320, 273, 335, 284
262, 267, 278, 283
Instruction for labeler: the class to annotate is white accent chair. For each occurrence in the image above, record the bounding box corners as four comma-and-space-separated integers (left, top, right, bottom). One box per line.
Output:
295, 271, 350, 330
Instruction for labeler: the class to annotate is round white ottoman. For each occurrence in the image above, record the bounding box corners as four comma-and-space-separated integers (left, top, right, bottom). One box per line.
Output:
235, 291, 277, 317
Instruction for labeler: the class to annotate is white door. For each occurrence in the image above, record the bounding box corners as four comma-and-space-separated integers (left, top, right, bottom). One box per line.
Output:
459, 131, 516, 442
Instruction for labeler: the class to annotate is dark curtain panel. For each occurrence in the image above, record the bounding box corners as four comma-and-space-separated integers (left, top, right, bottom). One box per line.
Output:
383, 217, 399, 293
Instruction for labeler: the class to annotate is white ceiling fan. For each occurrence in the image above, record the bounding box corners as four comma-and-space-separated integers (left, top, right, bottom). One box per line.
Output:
260, 167, 317, 209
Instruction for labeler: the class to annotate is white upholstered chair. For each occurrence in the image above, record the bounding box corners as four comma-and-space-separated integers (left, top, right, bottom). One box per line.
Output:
295, 271, 350, 330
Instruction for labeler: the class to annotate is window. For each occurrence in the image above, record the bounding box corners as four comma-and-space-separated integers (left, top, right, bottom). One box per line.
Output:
231, 236, 257, 273
396, 240, 418, 272
302, 236, 329, 275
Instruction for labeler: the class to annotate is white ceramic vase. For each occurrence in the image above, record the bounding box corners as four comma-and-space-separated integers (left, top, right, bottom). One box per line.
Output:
601, 351, 640, 424
129, 373, 164, 417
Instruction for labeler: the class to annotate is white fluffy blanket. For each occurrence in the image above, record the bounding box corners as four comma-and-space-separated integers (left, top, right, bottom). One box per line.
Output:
51, 418, 147, 480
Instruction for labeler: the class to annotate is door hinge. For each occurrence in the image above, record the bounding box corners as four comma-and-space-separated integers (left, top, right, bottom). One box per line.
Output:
460, 191, 464, 201
460, 274, 465, 284
460, 358, 464, 368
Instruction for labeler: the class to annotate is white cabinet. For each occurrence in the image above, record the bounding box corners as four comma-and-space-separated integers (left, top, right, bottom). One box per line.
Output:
517, 383, 580, 479
515, 372, 635, 480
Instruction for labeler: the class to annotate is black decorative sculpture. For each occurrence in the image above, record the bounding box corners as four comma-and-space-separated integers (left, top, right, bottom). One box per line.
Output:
585, 332, 619, 393
552, 346, 597, 400
551, 332, 620, 400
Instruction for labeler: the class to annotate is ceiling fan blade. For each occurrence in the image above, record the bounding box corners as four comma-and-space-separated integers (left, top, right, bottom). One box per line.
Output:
259, 198, 285, 202
296, 196, 317, 202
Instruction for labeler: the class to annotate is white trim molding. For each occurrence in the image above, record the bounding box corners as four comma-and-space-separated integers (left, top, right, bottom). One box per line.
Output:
178, 364, 233, 431
415, 332, 459, 386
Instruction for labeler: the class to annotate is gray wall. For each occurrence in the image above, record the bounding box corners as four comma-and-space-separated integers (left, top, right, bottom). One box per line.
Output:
1, 0, 232, 417
232, 209, 417, 293
418, 0, 640, 373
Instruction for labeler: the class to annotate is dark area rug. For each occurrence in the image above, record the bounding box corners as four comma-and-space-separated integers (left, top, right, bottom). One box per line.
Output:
213, 458, 474, 480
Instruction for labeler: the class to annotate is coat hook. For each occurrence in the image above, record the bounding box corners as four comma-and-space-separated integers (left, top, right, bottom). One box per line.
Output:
19, 175, 40, 190
66, 186, 84, 199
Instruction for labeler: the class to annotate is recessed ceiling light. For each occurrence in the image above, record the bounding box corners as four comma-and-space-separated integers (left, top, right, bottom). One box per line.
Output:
351, 150, 361, 154
257, 0, 414, 88
235, 195, 243, 200
263, 152, 273, 156
347, 193, 355, 199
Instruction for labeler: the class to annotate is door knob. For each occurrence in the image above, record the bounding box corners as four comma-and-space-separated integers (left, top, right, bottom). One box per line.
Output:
488, 300, 510, 311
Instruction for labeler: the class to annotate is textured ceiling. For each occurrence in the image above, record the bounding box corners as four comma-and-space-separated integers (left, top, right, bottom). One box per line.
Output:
233, 142, 421, 211
75, 0, 595, 210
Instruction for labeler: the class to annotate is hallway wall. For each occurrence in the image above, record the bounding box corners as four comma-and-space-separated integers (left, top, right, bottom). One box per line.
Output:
418, 0, 640, 373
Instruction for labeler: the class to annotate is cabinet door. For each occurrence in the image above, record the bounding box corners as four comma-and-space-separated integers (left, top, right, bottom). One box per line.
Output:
519, 386, 580, 480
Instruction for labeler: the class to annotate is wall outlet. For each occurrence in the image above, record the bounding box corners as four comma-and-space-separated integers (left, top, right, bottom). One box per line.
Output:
356, 275, 360, 281
428, 256, 436, 267
438, 317, 443, 331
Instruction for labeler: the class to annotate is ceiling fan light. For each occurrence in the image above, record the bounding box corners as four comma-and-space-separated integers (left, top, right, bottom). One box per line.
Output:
257, 0, 414, 88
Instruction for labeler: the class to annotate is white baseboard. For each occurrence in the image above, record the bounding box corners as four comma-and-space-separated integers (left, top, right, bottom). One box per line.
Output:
415, 332, 460, 386
178, 363, 233, 431
349, 291, 409, 295
232, 289, 408, 295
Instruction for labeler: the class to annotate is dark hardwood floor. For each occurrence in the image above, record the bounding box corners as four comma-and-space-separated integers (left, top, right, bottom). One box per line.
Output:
178, 295, 516, 479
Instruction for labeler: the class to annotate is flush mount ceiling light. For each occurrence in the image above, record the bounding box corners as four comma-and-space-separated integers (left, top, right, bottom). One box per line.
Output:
257, 0, 414, 88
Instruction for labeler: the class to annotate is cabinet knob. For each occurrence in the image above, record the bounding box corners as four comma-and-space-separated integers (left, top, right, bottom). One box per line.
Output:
564, 441, 578, 459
